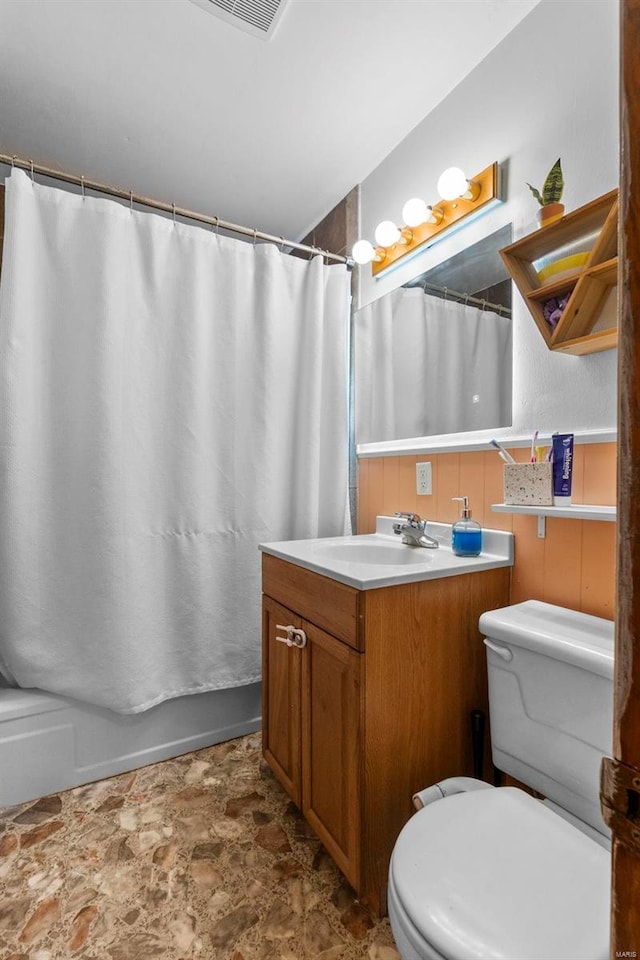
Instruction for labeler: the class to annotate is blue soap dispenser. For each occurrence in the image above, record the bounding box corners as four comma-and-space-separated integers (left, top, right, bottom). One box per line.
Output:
451, 496, 482, 557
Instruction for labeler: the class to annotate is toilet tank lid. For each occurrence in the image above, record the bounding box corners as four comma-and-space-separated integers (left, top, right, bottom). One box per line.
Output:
479, 600, 614, 679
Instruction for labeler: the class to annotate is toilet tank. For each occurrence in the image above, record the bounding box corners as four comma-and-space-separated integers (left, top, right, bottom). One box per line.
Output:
479, 600, 614, 835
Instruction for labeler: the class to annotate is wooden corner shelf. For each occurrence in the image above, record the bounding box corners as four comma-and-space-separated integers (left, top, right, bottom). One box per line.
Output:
500, 190, 618, 355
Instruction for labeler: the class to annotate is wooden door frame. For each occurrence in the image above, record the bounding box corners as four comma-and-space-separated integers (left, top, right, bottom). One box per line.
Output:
605, 0, 640, 952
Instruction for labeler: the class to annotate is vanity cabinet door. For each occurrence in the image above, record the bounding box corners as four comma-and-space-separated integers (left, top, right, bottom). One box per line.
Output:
301, 620, 362, 890
262, 597, 303, 806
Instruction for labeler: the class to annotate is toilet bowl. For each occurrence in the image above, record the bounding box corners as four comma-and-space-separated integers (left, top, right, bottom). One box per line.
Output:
388, 786, 609, 960
388, 600, 614, 960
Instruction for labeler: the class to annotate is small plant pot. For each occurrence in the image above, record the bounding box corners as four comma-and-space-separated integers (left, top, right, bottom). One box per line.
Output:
536, 202, 565, 228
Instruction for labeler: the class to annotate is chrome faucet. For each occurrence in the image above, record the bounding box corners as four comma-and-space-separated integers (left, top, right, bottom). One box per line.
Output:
392, 512, 439, 549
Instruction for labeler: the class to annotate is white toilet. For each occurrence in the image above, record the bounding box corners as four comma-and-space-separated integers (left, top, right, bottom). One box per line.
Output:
388, 600, 614, 960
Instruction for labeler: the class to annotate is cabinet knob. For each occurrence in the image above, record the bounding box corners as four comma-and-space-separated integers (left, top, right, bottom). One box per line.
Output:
275, 624, 307, 649
291, 628, 307, 649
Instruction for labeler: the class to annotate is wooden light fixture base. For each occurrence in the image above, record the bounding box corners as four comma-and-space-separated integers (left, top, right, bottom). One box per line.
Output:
371, 162, 499, 277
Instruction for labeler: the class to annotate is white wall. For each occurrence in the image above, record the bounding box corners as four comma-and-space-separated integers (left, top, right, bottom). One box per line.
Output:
356, 0, 619, 452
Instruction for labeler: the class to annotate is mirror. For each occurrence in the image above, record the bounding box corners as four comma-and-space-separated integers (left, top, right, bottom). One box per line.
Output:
354, 226, 513, 444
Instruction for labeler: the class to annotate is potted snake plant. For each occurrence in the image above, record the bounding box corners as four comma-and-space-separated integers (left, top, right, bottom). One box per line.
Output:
527, 158, 565, 227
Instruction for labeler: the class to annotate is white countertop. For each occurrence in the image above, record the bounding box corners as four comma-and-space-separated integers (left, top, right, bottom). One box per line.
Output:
260, 516, 514, 591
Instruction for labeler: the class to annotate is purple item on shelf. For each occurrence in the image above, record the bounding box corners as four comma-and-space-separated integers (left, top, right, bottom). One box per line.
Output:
543, 294, 570, 332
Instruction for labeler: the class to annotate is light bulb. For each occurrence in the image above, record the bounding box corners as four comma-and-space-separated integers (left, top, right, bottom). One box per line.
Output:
374, 220, 402, 248
437, 167, 470, 200
437, 167, 481, 201
351, 239, 376, 265
402, 198, 429, 227
403, 199, 445, 227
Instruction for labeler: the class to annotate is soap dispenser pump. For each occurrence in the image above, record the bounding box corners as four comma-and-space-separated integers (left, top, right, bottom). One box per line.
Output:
451, 496, 482, 557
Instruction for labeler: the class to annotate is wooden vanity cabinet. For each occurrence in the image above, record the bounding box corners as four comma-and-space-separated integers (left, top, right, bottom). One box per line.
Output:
262, 597, 304, 806
264, 596, 362, 885
261, 552, 510, 916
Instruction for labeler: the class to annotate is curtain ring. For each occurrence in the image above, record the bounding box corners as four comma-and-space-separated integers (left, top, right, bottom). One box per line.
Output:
216, 216, 220, 235
29, 160, 35, 182
482, 299, 487, 312
464, 293, 470, 305
11, 155, 15, 168
443, 286, 448, 300
253, 228, 257, 245
279, 236, 285, 252
172, 203, 176, 224
129, 190, 133, 212
81, 176, 86, 200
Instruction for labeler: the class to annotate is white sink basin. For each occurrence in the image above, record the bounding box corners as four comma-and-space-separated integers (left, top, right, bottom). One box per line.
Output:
316, 542, 435, 565
260, 517, 514, 590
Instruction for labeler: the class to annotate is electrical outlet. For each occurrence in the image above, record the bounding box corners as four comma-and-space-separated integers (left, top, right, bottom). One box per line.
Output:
416, 461, 432, 496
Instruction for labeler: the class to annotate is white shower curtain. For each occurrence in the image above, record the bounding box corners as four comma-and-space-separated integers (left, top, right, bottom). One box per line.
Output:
355, 287, 512, 443
0, 170, 350, 713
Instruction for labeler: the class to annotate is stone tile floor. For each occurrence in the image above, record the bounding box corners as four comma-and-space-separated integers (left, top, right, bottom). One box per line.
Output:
0, 733, 401, 959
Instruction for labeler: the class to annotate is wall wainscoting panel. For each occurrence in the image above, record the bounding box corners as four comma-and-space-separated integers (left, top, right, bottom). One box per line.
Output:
357, 443, 616, 619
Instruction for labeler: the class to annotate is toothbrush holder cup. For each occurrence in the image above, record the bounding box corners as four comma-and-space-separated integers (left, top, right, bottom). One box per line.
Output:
503, 462, 553, 506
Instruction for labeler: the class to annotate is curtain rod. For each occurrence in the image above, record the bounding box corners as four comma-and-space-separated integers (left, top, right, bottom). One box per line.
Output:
0, 152, 351, 266
420, 280, 511, 316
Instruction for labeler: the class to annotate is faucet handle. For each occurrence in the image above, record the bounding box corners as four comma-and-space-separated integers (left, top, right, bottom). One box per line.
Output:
394, 511, 422, 525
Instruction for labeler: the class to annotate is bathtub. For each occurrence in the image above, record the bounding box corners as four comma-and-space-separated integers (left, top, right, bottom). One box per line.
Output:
0, 681, 261, 807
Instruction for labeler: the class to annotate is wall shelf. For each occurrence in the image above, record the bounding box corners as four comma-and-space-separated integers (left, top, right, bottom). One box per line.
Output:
500, 190, 618, 355
491, 502, 616, 538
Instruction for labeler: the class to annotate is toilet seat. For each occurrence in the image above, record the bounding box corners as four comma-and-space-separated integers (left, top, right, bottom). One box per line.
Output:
388, 874, 446, 960
389, 787, 610, 960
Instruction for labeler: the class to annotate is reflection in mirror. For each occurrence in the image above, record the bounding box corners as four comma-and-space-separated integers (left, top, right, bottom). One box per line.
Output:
354, 226, 513, 444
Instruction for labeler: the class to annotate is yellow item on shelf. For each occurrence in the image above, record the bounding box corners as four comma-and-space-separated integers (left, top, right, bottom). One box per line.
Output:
537, 252, 590, 284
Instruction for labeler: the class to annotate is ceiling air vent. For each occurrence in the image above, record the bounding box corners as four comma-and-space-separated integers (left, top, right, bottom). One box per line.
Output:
187, 0, 289, 40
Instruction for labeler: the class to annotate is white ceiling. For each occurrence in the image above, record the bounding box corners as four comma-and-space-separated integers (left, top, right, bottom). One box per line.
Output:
0, 0, 540, 243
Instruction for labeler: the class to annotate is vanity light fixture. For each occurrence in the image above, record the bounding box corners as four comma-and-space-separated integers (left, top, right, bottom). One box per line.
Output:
352, 162, 500, 277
